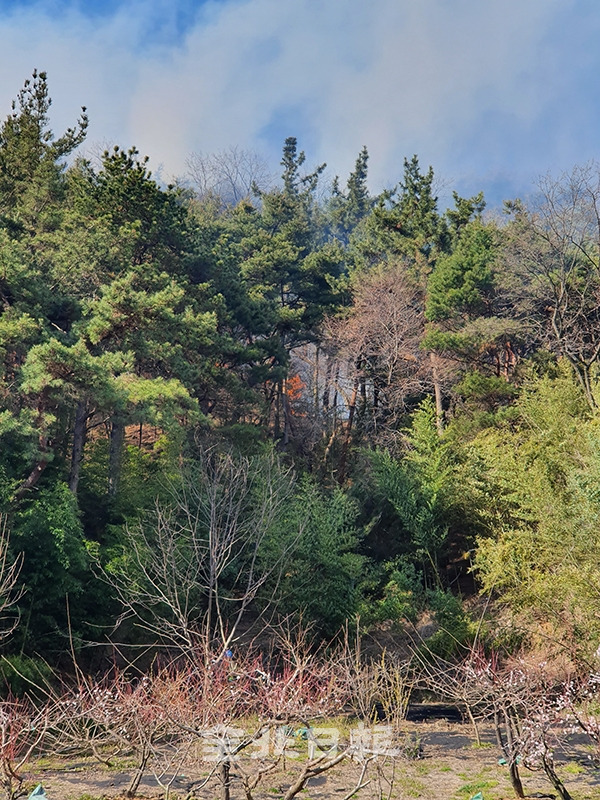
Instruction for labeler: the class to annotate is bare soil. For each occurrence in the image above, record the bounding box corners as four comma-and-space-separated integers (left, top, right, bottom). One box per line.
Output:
20, 716, 600, 800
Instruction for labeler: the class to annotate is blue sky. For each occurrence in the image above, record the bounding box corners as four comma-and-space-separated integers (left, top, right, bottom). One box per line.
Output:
0, 0, 599, 207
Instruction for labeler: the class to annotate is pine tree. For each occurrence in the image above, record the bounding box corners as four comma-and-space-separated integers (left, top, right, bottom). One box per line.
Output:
329, 146, 371, 244
0, 70, 87, 225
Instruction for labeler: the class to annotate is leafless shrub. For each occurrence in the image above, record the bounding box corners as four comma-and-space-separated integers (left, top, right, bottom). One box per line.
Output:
0, 695, 55, 800
60, 670, 171, 799
0, 516, 23, 644
9, 641, 409, 800
337, 631, 413, 729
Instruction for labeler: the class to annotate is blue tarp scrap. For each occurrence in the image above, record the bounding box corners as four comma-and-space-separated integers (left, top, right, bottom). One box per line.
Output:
27, 786, 47, 799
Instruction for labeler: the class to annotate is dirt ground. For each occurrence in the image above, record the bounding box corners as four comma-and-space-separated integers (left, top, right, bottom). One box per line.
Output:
20, 715, 600, 800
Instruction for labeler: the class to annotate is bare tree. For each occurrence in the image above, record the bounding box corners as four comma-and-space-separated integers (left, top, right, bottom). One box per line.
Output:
0, 516, 22, 643
0, 695, 56, 800
503, 163, 600, 408
187, 147, 274, 207
103, 449, 301, 662
414, 643, 574, 800
322, 262, 445, 469
329, 264, 430, 415
151, 629, 353, 800
63, 670, 168, 799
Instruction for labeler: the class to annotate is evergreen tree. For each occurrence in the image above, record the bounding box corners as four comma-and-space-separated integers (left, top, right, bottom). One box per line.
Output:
357, 155, 447, 278
228, 138, 344, 441
328, 145, 371, 245
0, 70, 87, 228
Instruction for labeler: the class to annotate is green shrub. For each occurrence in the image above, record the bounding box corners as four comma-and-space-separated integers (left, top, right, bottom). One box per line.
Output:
0, 654, 53, 696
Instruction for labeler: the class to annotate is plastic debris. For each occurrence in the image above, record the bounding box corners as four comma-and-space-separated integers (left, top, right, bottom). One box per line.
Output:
498, 757, 507, 765
27, 786, 47, 799
469, 793, 483, 800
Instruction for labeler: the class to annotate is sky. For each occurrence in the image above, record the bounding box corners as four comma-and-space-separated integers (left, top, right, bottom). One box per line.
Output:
0, 0, 599, 207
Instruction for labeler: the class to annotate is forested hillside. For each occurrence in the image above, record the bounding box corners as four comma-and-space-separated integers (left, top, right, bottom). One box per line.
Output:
2, 71, 600, 672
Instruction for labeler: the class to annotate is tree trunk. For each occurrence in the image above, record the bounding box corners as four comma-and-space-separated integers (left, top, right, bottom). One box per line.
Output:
15, 394, 51, 500
332, 363, 340, 421
108, 414, 125, 497
464, 703, 481, 746
572, 358, 597, 410
359, 371, 367, 417
429, 352, 444, 433
273, 380, 282, 439
220, 759, 231, 800
504, 340, 517, 379
338, 376, 359, 485
322, 357, 332, 412
14, 441, 49, 500
541, 752, 572, 800
126, 741, 152, 799
313, 344, 320, 417
281, 377, 292, 447
493, 709, 525, 799
502, 707, 525, 799
68, 399, 88, 495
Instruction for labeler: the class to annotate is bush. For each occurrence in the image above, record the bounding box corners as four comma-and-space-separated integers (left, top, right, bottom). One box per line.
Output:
0, 654, 53, 696
422, 589, 476, 658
